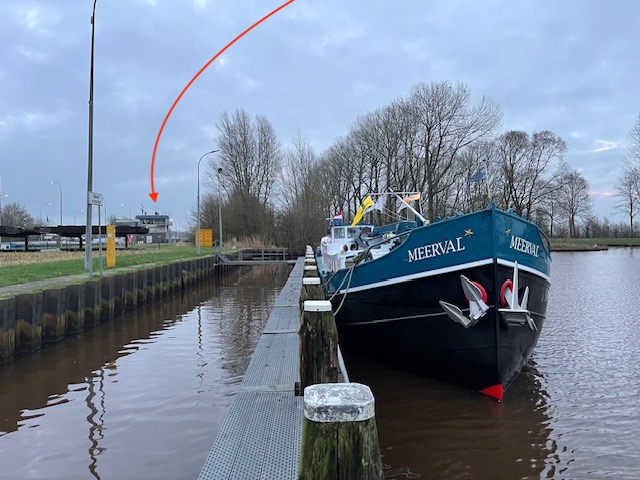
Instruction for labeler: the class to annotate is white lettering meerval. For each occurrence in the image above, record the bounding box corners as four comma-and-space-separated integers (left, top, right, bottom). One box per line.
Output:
408, 237, 465, 262
509, 235, 540, 258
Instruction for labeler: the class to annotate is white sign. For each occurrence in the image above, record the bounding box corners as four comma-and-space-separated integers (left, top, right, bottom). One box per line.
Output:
408, 237, 466, 263
88, 191, 104, 206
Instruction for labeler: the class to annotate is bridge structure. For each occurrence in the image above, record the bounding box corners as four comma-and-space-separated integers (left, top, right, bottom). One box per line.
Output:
0, 225, 149, 251
217, 248, 298, 265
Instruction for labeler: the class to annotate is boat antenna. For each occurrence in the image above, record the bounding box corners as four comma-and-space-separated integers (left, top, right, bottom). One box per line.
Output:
483, 157, 493, 201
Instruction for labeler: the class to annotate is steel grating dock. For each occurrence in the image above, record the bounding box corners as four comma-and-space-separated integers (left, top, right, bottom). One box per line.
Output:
199, 258, 305, 479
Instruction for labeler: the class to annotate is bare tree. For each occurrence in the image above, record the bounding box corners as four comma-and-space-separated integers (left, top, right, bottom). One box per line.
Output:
615, 163, 639, 235
407, 81, 502, 221
629, 112, 640, 163
0, 202, 37, 228
214, 108, 282, 242
556, 169, 592, 238
494, 130, 567, 218
275, 131, 327, 250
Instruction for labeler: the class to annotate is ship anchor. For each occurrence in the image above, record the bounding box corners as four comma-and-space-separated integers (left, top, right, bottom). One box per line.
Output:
439, 275, 489, 328
498, 261, 537, 331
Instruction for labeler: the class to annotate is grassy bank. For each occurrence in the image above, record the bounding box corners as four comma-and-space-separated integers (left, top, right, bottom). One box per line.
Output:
550, 237, 640, 251
0, 244, 213, 287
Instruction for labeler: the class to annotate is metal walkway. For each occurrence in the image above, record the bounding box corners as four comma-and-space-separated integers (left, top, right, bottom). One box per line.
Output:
199, 258, 304, 480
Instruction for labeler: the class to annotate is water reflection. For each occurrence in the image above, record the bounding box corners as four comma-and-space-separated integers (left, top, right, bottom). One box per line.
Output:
0, 265, 291, 480
349, 248, 640, 480
346, 352, 555, 479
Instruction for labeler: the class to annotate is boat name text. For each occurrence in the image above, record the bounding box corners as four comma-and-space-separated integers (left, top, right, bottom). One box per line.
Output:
509, 236, 539, 258
408, 237, 465, 262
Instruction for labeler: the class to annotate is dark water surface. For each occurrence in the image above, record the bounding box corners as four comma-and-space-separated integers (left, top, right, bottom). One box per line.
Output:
0, 265, 290, 480
2, 250, 639, 479
346, 248, 640, 479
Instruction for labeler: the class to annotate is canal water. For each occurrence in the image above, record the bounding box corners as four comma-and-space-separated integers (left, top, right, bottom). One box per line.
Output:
0, 265, 291, 480
346, 248, 640, 479
1, 249, 639, 479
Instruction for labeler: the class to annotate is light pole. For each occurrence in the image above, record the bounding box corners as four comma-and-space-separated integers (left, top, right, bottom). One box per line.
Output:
84, 0, 98, 273
217, 167, 223, 249
0, 175, 6, 226
74, 209, 84, 225
121, 203, 131, 219
0, 191, 7, 246
197, 150, 217, 255
0, 194, 7, 226
50, 181, 63, 225
40, 202, 52, 223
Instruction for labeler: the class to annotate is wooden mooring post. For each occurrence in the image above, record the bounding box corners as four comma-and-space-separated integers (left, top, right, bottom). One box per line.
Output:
300, 277, 324, 308
299, 300, 339, 390
299, 383, 383, 480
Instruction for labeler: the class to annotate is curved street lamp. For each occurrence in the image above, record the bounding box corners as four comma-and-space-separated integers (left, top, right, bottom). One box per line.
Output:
121, 203, 131, 219
40, 202, 52, 223
74, 209, 84, 225
197, 149, 218, 255
50, 181, 63, 226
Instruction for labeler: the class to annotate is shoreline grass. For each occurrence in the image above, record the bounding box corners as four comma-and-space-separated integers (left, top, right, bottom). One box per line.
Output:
550, 237, 640, 251
0, 243, 214, 288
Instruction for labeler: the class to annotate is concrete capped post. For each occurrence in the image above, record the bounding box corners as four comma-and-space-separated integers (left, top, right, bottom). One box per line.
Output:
300, 277, 324, 308
303, 264, 318, 278
299, 300, 339, 391
299, 383, 383, 479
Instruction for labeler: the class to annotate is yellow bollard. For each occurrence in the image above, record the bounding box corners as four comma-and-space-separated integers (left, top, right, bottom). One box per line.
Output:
106, 225, 116, 267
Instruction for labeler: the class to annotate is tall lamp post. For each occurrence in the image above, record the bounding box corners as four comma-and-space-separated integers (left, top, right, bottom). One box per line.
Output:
50, 181, 63, 225
84, 0, 98, 273
74, 209, 84, 225
0, 191, 7, 247
0, 176, 7, 226
217, 167, 223, 249
121, 203, 131, 220
196, 150, 217, 255
0, 193, 7, 226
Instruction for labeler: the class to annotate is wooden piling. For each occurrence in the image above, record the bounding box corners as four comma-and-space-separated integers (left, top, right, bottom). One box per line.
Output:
100, 276, 115, 320
0, 297, 16, 364
125, 271, 137, 311
84, 280, 101, 327
42, 288, 66, 343
299, 300, 339, 391
300, 277, 324, 310
303, 265, 318, 278
299, 383, 383, 480
15, 292, 43, 353
65, 283, 85, 336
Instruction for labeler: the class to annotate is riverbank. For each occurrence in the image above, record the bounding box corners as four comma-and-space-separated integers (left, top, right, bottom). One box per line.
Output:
550, 237, 640, 251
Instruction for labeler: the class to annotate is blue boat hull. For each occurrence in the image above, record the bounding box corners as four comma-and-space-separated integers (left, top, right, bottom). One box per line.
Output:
320, 205, 552, 400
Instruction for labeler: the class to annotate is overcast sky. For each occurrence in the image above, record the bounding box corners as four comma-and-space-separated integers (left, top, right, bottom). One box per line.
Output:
1, 0, 638, 230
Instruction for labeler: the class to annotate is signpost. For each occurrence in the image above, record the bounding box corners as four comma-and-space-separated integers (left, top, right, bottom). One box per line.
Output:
87, 191, 104, 277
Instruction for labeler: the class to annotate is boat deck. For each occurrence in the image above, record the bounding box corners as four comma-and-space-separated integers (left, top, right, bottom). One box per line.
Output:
198, 258, 304, 479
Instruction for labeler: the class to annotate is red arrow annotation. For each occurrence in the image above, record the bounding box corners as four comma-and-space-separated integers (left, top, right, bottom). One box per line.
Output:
149, 0, 296, 202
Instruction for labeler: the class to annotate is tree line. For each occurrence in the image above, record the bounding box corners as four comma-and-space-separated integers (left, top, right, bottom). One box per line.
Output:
195, 81, 639, 251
